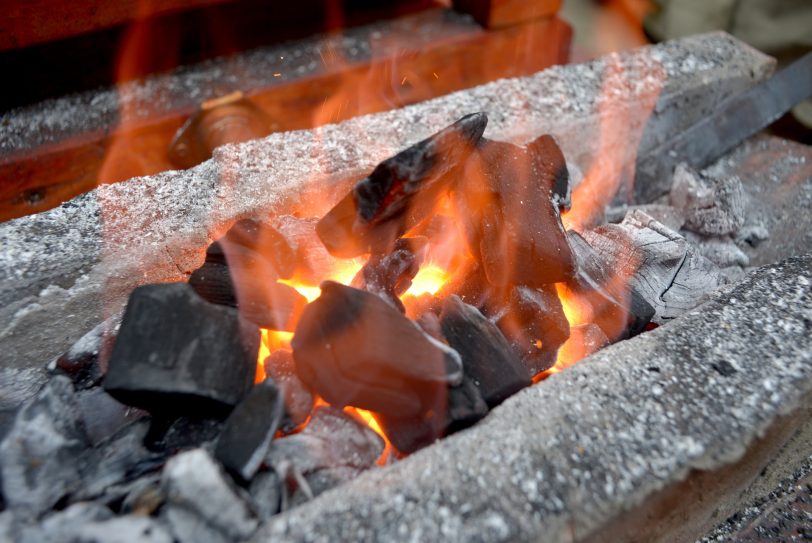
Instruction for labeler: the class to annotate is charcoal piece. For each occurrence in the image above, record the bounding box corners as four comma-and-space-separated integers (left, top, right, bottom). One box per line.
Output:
188, 262, 236, 307
527, 133, 571, 211
263, 350, 314, 431
215, 379, 284, 481
272, 216, 340, 283
435, 262, 492, 309
317, 113, 487, 257
489, 284, 570, 376
104, 283, 259, 417
565, 230, 655, 339
440, 295, 531, 407
377, 376, 488, 454
683, 231, 750, 268
295, 466, 362, 505
53, 315, 120, 390
292, 282, 462, 416
0, 376, 89, 515
164, 506, 230, 543
301, 407, 384, 470
77, 421, 165, 502
555, 324, 610, 369
352, 236, 428, 311
118, 475, 163, 515
248, 470, 282, 520
76, 388, 147, 446
162, 449, 258, 541
190, 257, 307, 331
460, 139, 575, 287
149, 416, 223, 454
605, 204, 686, 232
219, 218, 296, 279
670, 163, 744, 236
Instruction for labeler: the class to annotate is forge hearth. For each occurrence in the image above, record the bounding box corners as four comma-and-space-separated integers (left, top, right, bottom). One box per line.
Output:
1, 32, 811, 543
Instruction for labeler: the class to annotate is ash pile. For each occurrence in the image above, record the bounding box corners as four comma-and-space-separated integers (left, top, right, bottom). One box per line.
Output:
0, 111, 731, 542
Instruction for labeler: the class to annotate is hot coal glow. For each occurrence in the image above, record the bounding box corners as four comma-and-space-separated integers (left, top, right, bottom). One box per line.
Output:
203, 112, 649, 460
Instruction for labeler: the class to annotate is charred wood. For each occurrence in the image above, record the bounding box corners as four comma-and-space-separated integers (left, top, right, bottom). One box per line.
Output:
104, 283, 259, 417
352, 236, 428, 311
317, 113, 487, 257
291, 282, 462, 417
670, 163, 744, 236
262, 350, 315, 432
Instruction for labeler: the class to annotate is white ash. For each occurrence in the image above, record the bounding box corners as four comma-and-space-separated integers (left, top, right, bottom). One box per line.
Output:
252, 253, 812, 543
670, 163, 745, 236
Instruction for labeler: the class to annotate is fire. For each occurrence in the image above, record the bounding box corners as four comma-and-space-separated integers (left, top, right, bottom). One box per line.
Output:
403, 263, 449, 297
346, 408, 394, 465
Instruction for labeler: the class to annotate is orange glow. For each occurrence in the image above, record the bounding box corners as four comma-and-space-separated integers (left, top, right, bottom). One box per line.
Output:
346, 407, 393, 465
404, 264, 449, 297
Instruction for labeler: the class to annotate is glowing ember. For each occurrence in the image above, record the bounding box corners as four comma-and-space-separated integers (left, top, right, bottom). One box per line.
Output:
403, 263, 448, 297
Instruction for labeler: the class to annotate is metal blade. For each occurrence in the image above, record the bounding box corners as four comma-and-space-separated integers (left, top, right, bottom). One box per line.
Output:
635, 51, 812, 203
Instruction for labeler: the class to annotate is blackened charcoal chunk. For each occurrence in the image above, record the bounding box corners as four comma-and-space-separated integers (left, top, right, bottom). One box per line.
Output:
377, 376, 488, 454
670, 163, 744, 236
263, 350, 314, 431
527, 134, 571, 211
215, 379, 284, 481
162, 449, 258, 542
460, 139, 575, 287
318, 113, 487, 258
219, 218, 296, 279
148, 417, 223, 454
104, 283, 259, 417
189, 262, 236, 307
0, 377, 89, 515
292, 282, 462, 416
352, 236, 428, 311
489, 285, 570, 376
440, 296, 530, 407
54, 316, 120, 390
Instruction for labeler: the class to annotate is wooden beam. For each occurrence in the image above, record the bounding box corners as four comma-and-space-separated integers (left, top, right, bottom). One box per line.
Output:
0, 13, 571, 222
452, 0, 562, 29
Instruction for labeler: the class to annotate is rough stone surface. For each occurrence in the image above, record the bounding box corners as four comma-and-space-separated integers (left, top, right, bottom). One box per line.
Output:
251, 254, 812, 543
0, 33, 773, 400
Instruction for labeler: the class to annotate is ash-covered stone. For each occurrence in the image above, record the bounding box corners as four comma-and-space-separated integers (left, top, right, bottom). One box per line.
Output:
262, 350, 314, 432
162, 449, 258, 541
251, 253, 812, 543
292, 282, 462, 416
670, 163, 745, 236
215, 379, 284, 481
104, 283, 259, 416
0, 376, 89, 515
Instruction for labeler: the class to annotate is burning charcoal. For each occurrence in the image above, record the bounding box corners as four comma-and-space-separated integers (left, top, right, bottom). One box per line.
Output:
219, 218, 296, 279
53, 315, 120, 390
0, 376, 89, 515
527, 133, 571, 211
76, 388, 146, 446
555, 324, 610, 370
376, 377, 488, 454
215, 379, 285, 481
248, 470, 282, 520
352, 236, 428, 310
162, 449, 258, 542
317, 113, 488, 257
488, 285, 570, 376
292, 282, 462, 416
460, 139, 576, 287
565, 230, 655, 339
302, 407, 384, 469
104, 283, 259, 417
670, 163, 744, 236
440, 296, 530, 407
263, 350, 314, 431
188, 262, 236, 307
